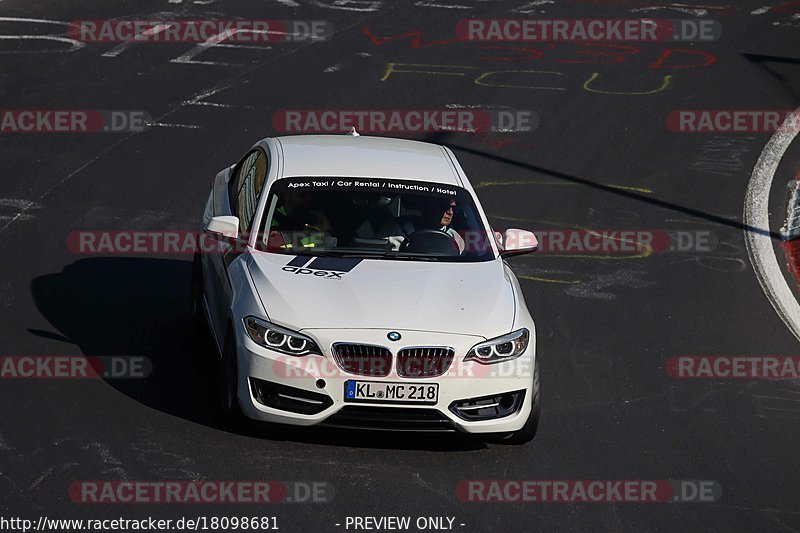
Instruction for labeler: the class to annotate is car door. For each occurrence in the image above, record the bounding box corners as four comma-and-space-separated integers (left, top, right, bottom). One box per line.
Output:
205, 148, 268, 345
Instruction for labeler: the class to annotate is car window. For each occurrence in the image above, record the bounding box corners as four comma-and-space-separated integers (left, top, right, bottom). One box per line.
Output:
256, 177, 496, 262
230, 149, 268, 235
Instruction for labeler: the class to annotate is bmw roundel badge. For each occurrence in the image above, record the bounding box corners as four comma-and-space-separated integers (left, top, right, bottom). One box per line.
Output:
387, 331, 401, 341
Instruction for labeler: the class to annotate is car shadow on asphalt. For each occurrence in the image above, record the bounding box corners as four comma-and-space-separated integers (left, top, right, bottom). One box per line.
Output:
30, 257, 490, 452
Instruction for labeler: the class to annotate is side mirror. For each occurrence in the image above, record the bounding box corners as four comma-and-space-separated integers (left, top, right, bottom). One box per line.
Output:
204, 216, 240, 243
500, 228, 538, 258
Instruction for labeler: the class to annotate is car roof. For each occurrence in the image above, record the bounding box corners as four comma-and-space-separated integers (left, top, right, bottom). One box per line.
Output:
274, 135, 461, 186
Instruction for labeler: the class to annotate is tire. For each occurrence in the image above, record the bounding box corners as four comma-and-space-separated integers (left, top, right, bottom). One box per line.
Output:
497, 357, 541, 445
190, 251, 207, 335
189, 251, 218, 376
217, 331, 244, 426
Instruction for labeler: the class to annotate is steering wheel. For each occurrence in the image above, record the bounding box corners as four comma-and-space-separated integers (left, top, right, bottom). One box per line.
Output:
398, 229, 460, 256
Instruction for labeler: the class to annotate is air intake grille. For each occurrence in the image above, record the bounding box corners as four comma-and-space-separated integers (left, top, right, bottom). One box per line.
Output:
396, 347, 455, 378
322, 406, 454, 431
249, 378, 333, 415
333, 343, 392, 377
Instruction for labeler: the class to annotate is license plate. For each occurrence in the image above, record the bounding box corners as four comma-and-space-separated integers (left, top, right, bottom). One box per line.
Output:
344, 380, 439, 404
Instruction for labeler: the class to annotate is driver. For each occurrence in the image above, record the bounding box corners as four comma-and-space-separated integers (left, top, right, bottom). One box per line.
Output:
384, 196, 465, 253
422, 197, 465, 253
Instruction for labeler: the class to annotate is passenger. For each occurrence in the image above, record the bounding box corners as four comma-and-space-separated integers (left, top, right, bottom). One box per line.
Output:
268, 189, 332, 250
271, 189, 331, 232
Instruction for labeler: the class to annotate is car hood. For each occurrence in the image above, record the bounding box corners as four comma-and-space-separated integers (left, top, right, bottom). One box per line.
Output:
246, 252, 516, 338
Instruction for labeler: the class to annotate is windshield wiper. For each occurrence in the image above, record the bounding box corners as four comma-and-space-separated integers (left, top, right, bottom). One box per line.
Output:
379, 251, 440, 261
263, 249, 352, 258
270, 248, 442, 261
292, 250, 354, 257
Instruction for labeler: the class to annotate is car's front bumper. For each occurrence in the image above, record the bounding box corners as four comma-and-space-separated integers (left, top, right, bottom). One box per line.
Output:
234, 326, 536, 434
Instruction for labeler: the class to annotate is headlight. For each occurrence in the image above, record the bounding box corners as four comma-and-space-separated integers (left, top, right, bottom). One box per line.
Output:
465, 329, 529, 364
243, 316, 322, 356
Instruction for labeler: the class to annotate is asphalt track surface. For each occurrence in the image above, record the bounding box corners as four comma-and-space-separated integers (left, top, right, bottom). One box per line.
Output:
1, 1, 800, 531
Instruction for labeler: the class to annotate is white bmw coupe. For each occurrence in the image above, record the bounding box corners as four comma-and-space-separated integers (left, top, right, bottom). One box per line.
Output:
192, 132, 541, 443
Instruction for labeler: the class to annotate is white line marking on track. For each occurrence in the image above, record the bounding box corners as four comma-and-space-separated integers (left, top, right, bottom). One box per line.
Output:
630, 6, 708, 16
0, 199, 34, 209
0, 199, 38, 222
744, 106, 800, 341
101, 24, 172, 58
413, 2, 471, 8
102, 46, 131, 59
511, 1, 555, 14
188, 101, 255, 109
0, 17, 86, 55
0, 35, 84, 54
147, 122, 202, 129
182, 83, 236, 106
0, 16, 65, 23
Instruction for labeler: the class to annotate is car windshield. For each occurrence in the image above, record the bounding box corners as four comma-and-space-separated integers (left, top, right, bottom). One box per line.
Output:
255, 177, 496, 262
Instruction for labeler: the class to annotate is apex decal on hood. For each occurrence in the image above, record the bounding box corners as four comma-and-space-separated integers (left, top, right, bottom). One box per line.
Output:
282, 255, 362, 279
248, 252, 515, 335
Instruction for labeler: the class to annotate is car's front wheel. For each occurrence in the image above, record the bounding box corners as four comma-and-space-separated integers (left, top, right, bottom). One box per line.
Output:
190, 251, 206, 334
217, 331, 244, 426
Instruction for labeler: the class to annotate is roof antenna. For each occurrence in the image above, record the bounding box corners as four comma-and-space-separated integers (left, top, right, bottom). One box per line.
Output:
347, 127, 360, 137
